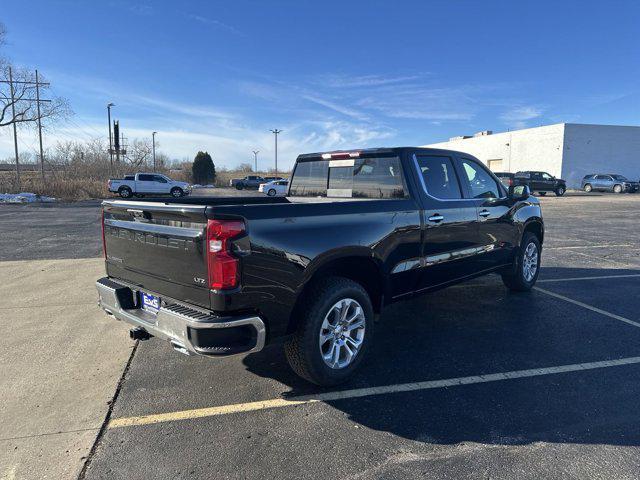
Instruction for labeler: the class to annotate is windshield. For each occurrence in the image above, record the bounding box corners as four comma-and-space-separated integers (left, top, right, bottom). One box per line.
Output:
612, 175, 628, 181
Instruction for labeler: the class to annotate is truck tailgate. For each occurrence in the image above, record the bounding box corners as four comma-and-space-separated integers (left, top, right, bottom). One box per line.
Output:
102, 200, 210, 308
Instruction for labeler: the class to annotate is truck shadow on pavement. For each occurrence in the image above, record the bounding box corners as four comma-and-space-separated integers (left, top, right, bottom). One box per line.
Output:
243, 267, 640, 446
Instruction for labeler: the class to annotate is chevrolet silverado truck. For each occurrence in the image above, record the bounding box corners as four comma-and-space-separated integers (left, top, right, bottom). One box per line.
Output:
108, 173, 191, 199
514, 171, 566, 196
97, 147, 543, 385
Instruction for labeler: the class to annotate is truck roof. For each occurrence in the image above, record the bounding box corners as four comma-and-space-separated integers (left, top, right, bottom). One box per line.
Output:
296, 146, 473, 161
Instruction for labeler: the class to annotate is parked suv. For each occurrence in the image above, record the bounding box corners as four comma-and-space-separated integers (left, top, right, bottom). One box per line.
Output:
581, 174, 639, 193
97, 147, 543, 385
514, 171, 566, 196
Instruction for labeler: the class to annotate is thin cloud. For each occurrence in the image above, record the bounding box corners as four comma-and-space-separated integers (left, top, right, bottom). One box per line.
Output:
500, 106, 543, 128
184, 14, 244, 36
319, 74, 424, 88
301, 94, 370, 121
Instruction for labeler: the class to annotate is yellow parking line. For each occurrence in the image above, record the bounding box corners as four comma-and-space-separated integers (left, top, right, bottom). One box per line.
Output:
545, 244, 634, 250
108, 356, 640, 429
534, 286, 640, 329
538, 274, 640, 283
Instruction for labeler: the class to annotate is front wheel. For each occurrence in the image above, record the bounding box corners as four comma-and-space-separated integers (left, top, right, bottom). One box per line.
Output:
613, 184, 623, 194
235, 183, 244, 190
555, 186, 566, 196
502, 232, 541, 292
267, 189, 277, 197
284, 277, 373, 386
170, 187, 184, 198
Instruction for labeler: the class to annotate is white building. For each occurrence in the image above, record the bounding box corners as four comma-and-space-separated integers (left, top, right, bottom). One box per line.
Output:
423, 123, 640, 187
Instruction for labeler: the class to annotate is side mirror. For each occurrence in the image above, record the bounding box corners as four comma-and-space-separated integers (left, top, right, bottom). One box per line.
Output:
508, 184, 530, 200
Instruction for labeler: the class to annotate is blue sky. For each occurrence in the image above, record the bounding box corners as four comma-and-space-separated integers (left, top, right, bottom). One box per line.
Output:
1, 0, 639, 170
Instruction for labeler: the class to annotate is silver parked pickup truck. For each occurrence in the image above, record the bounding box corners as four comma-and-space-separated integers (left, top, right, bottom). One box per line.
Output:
108, 173, 191, 198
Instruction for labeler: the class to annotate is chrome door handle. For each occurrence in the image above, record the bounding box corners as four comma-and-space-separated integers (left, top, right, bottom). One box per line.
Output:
428, 214, 444, 223
479, 210, 491, 217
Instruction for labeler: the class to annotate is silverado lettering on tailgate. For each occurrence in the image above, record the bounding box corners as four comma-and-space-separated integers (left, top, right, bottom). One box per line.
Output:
106, 226, 196, 252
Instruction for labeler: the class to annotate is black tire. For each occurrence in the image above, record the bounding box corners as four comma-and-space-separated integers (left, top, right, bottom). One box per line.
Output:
613, 184, 623, 194
584, 184, 592, 193
267, 189, 277, 197
538, 191, 547, 196
284, 277, 374, 386
501, 232, 541, 292
118, 186, 132, 198
170, 187, 184, 198
555, 186, 566, 196
236, 183, 244, 190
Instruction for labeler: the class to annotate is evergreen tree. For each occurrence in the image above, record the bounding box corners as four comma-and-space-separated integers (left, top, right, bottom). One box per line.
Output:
192, 151, 216, 184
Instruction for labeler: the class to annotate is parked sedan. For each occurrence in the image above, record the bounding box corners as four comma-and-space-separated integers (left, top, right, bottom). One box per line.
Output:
259, 179, 289, 196
581, 174, 639, 193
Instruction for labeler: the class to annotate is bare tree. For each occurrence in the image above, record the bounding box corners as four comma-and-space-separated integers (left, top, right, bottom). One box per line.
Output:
0, 23, 70, 128
124, 138, 153, 168
236, 162, 253, 173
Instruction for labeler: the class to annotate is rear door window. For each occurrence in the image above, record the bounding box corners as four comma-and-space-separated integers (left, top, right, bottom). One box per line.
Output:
415, 155, 462, 199
328, 157, 406, 198
138, 174, 154, 181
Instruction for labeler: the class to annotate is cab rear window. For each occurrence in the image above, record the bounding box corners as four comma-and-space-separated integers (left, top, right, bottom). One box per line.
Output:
289, 157, 406, 199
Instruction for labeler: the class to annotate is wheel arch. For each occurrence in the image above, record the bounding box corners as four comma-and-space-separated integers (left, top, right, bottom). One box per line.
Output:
523, 219, 544, 246
286, 254, 384, 335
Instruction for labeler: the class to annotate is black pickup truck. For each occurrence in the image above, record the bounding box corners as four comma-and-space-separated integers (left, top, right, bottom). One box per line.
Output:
97, 147, 543, 385
514, 171, 567, 196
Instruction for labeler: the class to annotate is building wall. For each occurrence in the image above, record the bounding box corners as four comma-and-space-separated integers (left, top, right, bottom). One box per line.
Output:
562, 124, 640, 187
423, 124, 565, 177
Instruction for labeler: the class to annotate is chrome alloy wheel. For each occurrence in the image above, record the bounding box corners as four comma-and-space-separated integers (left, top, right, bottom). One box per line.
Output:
523, 242, 539, 282
319, 298, 366, 369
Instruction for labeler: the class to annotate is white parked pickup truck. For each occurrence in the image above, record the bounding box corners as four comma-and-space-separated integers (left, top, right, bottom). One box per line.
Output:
108, 173, 191, 198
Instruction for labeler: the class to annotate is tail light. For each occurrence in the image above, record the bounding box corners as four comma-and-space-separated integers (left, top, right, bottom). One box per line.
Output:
108, 180, 112, 189
101, 209, 107, 259
207, 219, 245, 290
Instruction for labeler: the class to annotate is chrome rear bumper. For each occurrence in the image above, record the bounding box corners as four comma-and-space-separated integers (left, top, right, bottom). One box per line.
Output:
96, 277, 266, 357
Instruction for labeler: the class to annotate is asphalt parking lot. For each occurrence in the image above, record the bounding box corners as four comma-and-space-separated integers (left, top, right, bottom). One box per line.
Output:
1, 193, 640, 479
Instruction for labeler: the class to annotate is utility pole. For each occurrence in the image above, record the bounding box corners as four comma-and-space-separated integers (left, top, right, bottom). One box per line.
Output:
152, 131, 157, 171
107, 103, 115, 172
8, 67, 20, 189
114, 120, 120, 165
269, 129, 282, 176
0, 68, 52, 188
35, 70, 45, 181
252, 150, 259, 172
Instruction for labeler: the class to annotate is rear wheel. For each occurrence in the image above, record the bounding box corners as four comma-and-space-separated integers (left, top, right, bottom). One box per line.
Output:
613, 184, 623, 194
555, 186, 566, 196
236, 183, 244, 190
267, 189, 277, 197
170, 187, 184, 198
118, 186, 132, 198
502, 232, 541, 292
284, 277, 373, 386
584, 183, 592, 192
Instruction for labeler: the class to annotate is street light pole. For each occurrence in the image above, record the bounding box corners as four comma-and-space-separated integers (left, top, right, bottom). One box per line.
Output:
269, 129, 282, 176
252, 150, 259, 172
107, 103, 115, 172
152, 131, 157, 171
